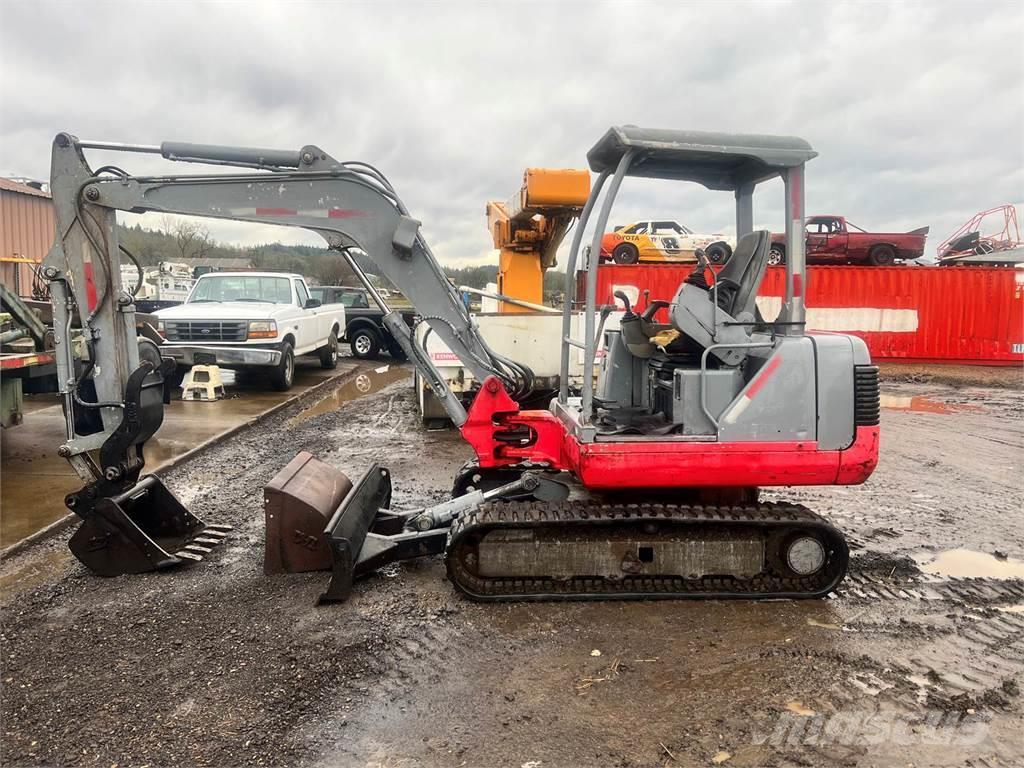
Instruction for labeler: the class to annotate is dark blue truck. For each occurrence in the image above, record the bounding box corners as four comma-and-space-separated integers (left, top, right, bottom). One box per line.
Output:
308, 285, 414, 360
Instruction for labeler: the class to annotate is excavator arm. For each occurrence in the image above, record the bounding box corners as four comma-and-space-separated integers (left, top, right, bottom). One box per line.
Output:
42, 132, 534, 576
45, 133, 530, 432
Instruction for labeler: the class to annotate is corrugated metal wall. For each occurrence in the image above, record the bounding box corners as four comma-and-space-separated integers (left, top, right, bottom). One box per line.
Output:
1, 181, 55, 297
577, 264, 1024, 366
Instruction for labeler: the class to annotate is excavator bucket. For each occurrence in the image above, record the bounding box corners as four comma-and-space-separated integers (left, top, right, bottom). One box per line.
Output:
264, 451, 352, 574
67, 474, 231, 577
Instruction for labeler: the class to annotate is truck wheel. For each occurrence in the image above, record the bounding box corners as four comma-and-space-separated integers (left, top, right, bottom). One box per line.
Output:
350, 328, 381, 359
319, 332, 339, 369
269, 342, 295, 391
768, 245, 786, 266
868, 245, 896, 266
612, 243, 639, 264
705, 242, 732, 264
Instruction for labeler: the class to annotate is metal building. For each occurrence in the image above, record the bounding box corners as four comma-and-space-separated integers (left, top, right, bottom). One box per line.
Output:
1, 178, 55, 297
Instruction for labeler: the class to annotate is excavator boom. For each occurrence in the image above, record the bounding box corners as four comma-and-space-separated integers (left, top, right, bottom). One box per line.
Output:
47, 135, 532, 429
43, 133, 535, 577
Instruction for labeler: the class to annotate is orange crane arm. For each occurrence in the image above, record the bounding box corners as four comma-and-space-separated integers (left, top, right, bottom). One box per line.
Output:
486, 168, 589, 312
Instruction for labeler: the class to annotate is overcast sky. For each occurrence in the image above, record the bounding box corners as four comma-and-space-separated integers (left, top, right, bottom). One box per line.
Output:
2, 0, 1021, 266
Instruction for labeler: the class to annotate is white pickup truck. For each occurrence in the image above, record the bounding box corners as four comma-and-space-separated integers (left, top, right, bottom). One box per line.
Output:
153, 272, 346, 391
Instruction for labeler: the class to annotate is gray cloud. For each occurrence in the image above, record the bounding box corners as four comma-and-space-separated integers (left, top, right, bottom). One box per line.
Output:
2, 0, 1021, 265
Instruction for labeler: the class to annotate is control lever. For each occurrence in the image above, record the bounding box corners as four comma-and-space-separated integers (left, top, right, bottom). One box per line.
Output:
613, 290, 636, 318
641, 300, 670, 323
685, 249, 712, 290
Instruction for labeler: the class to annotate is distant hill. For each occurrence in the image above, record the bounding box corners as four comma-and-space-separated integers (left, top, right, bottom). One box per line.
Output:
117, 223, 565, 299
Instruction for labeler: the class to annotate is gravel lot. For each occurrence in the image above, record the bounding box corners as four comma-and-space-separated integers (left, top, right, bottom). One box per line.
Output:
2, 362, 1022, 767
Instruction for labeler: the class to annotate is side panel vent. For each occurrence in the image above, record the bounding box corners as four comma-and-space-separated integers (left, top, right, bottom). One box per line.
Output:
854, 365, 880, 426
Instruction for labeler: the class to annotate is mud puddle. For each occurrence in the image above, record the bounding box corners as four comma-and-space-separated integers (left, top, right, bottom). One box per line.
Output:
289, 364, 409, 425
915, 548, 1024, 579
880, 393, 988, 414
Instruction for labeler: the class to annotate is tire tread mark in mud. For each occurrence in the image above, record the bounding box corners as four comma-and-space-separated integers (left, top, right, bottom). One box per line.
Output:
862, 613, 1021, 709
837, 574, 1024, 604
368, 620, 497, 700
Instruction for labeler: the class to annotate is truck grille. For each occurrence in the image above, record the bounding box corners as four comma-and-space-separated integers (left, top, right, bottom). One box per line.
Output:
163, 320, 248, 342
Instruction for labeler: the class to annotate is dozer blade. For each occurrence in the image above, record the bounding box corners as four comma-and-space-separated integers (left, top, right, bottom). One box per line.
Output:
264, 451, 352, 574
319, 463, 393, 604
68, 475, 232, 577
318, 463, 446, 605
264, 456, 458, 604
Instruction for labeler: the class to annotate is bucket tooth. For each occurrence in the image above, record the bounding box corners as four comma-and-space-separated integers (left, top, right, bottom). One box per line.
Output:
204, 524, 234, 533
192, 536, 225, 546
175, 550, 204, 562
184, 544, 213, 554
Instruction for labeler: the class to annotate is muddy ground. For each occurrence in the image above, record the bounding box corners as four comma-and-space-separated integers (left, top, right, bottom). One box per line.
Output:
1, 362, 1022, 768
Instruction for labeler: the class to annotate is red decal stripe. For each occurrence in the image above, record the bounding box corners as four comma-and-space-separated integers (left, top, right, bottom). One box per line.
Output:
745, 355, 783, 399
84, 262, 97, 311
255, 207, 297, 216
328, 209, 369, 219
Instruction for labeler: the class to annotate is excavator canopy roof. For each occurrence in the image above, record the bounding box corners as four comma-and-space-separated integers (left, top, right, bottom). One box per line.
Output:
587, 126, 817, 191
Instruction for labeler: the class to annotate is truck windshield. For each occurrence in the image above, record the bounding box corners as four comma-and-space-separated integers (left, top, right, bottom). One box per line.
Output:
189, 275, 292, 304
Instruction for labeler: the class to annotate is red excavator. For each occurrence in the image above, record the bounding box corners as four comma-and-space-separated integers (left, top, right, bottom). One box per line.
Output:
42, 126, 879, 601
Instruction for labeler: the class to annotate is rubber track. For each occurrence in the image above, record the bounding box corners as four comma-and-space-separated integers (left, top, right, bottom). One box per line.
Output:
445, 499, 849, 602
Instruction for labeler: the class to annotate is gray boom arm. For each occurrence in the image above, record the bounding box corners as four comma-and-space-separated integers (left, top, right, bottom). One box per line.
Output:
44, 133, 511, 437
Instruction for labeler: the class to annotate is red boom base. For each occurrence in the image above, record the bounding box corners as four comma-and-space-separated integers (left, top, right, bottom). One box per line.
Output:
460, 377, 879, 489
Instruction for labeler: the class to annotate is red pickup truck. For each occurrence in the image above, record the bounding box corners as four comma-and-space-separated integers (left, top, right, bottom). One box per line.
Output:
770, 215, 929, 266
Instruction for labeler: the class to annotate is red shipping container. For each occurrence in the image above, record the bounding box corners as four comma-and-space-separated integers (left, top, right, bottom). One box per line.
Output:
576, 265, 1024, 366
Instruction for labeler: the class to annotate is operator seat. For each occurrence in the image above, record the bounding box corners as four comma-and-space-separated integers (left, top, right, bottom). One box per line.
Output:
668, 230, 773, 366
708, 230, 771, 318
